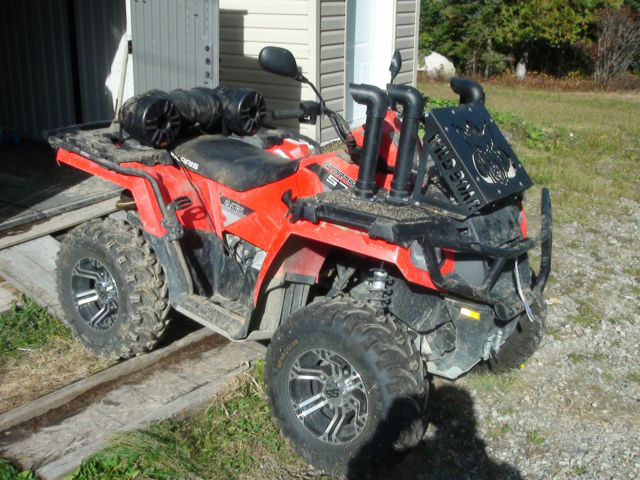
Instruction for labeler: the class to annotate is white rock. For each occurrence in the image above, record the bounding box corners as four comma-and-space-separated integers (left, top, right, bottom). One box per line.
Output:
516, 58, 527, 79
424, 52, 456, 80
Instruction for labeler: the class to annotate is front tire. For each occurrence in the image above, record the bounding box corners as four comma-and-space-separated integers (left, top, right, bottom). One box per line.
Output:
489, 303, 547, 373
56, 218, 170, 360
265, 298, 428, 477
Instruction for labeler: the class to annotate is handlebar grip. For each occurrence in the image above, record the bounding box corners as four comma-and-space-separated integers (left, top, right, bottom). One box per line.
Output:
271, 109, 304, 120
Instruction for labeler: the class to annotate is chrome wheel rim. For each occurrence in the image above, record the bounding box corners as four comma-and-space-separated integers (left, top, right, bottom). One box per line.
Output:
288, 348, 369, 445
71, 257, 119, 331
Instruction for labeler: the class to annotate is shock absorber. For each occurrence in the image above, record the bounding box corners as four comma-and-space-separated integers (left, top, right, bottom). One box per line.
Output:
366, 269, 392, 312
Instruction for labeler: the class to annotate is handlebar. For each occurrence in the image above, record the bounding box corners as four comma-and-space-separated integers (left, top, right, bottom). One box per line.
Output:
271, 109, 304, 120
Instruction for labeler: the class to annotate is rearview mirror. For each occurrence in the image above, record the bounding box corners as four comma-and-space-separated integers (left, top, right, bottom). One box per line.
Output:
389, 49, 402, 83
259, 47, 303, 81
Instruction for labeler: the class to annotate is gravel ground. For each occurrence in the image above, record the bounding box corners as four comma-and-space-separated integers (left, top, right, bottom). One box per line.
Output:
384, 197, 640, 480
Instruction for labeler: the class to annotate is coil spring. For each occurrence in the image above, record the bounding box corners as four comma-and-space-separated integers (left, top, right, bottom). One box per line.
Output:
366, 269, 392, 311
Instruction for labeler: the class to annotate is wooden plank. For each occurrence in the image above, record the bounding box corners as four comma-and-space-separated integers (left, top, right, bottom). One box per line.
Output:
0, 198, 118, 250
34, 341, 266, 480
0, 236, 61, 318
0, 328, 218, 433
0, 280, 21, 313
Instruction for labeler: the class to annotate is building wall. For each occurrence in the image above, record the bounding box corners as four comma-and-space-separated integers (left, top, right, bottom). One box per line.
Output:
318, 0, 346, 143
393, 0, 420, 86
75, 0, 127, 122
0, 0, 127, 137
218, 0, 316, 138
130, 0, 220, 93
318, 0, 420, 143
0, 0, 77, 137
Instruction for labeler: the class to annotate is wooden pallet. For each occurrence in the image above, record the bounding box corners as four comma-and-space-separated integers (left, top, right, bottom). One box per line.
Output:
0, 277, 21, 313
0, 235, 62, 318
0, 197, 117, 249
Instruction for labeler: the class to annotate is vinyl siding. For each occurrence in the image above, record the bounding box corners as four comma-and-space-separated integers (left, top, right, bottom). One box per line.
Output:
218, 0, 314, 136
393, 0, 419, 87
318, 0, 420, 143
318, 0, 346, 143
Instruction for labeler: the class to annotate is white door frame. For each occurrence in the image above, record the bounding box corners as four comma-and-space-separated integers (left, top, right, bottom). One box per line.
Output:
344, 0, 395, 127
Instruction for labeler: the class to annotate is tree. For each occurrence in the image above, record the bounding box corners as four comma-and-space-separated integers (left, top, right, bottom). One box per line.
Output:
419, 0, 626, 78
496, 0, 606, 76
593, 6, 640, 88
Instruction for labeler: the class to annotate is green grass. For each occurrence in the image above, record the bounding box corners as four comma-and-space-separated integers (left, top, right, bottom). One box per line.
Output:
526, 429, 545, 445
0, 297, 70, 367
0, 458, 37, 480
465, 370, 522, 395
573, 465, 587, 475
626, 372, 640, 384
568, 352, 607, 364
69, 361, 307, 480
419, 80, 640, 224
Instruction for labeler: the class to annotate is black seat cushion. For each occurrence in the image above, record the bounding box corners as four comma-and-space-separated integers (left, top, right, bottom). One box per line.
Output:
171, 135, 299, 191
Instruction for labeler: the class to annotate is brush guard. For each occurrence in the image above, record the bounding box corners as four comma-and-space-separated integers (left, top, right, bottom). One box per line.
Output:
414, 188, 552, 320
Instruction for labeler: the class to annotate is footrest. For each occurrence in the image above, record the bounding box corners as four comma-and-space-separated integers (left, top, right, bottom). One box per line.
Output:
174, 294, 249, 340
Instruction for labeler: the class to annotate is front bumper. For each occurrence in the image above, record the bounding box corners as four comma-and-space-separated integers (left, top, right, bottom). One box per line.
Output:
417, 188, 552, 320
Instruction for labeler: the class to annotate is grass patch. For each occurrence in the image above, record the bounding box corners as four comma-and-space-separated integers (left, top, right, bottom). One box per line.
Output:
0, 297, 70, 367
0, 297, 109, 414
419, 80, 640, 223
547, 326, 563, 341
573, 465, 587, 475
465, 371, 522, 395
0, 458, 37, 479
572, 301, 600, 329
71, 361, 308, 480
488, 423, 512, 439
568, 352, 607, 364
626, 372, 640, 384
526, 429, 545, 445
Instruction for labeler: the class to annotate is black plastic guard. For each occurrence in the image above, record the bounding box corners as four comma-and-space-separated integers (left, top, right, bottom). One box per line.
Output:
417, 103, 533, 215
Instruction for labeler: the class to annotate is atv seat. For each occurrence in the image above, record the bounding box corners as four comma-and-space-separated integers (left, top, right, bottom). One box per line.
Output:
171, 135, 300, 191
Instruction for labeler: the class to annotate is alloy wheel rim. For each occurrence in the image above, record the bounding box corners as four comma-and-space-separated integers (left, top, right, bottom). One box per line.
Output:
71, 257, 119, 331
288, 348, 369, 445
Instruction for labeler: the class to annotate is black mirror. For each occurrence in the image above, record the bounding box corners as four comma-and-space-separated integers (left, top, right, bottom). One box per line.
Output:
259, 46, 303, 81
389, 49, 402, 83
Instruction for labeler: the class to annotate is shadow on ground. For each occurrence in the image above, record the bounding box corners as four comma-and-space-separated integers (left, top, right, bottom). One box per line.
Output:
348, 384, 521, 480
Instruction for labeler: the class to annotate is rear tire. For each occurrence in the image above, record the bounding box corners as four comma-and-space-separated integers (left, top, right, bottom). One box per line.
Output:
489, 304, 546, 373
265, 298, 428, 477
56, 218, 170, 360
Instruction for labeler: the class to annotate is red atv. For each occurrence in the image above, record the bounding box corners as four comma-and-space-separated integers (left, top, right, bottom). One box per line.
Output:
48, 47, 551, 476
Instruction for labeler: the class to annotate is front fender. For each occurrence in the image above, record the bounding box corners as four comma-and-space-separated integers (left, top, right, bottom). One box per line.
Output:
254, 219, 454, 304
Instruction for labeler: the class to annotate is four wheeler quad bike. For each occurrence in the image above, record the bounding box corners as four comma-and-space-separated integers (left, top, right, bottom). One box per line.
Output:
47, 46, 551, 476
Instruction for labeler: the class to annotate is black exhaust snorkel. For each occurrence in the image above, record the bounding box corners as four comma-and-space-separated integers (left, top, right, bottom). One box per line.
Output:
386, 84, 424, 203
349, 84, 389, 199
